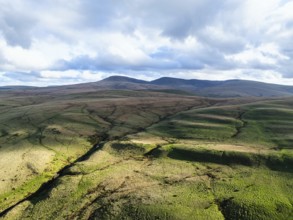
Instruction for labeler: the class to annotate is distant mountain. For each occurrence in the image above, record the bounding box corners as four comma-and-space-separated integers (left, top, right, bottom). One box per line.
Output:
102, 76, 293, 97
0, 86, 36, 90
197, 79, 293, 97
151, 77, 221, 88
150, 77, 293, 97
101, 75, 148, 84
1, 75, 293, 97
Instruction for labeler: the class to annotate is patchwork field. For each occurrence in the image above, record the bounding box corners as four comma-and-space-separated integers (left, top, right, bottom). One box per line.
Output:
0, 89, 292, 219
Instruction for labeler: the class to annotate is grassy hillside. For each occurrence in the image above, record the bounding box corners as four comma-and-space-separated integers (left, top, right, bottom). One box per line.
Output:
147, 98, 293, 149
0, 89, 292, 220
0, 90, 208, 214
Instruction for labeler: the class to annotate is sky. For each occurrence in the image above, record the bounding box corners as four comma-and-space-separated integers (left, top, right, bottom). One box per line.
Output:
0, 0, 293, 86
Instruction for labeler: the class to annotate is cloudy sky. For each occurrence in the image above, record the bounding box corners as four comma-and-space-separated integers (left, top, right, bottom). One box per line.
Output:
0, 0, 293, 86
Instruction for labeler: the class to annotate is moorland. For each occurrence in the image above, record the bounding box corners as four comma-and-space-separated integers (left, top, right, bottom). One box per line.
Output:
0, 76, 292, 220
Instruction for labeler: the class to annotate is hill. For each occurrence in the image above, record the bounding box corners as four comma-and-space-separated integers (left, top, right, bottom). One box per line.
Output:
0, 86, 292, 219
151, 77, 293, 97
1, 75, 293, 97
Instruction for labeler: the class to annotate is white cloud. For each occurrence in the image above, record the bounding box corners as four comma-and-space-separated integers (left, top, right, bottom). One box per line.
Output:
225, 43, 289, 66
0, 0, 292, 86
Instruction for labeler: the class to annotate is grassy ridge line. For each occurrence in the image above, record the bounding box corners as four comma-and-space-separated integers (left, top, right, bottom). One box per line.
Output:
100, 140, 292, 220
146, 99, 293, 149
41, 140, 292, 219
159, 145, 293, 172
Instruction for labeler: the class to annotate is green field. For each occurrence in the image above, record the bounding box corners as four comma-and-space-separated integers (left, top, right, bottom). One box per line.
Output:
0, 90, 292, 219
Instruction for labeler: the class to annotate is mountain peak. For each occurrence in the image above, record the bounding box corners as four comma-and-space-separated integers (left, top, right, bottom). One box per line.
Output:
101, 75, 148, 84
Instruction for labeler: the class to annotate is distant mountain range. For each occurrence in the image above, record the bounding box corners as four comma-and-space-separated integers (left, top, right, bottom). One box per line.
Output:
2, 75, 293, 97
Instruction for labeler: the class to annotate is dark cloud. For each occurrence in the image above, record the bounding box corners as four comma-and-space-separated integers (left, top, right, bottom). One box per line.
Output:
140, 0, 226, 39
0, 3, 36, 48
54, 53, 180, 72
79, 0, 127, 29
